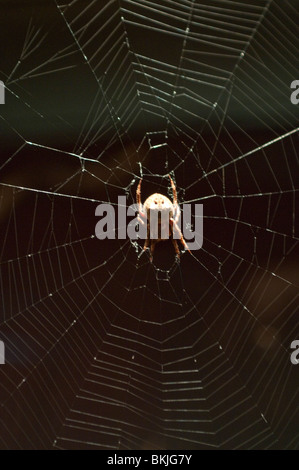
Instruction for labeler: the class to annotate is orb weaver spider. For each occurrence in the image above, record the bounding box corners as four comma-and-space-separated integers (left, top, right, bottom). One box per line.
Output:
136, 175, 191, 262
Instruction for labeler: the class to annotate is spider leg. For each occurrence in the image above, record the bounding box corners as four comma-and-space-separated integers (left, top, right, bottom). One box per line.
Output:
137, 214, 146, 226
172, 238, 180, 259
143, 227, 150, 250
136, 179, 143, 212
137, 238, 150, 260
168, 174, 178, 207
170, 218, 191, 255
136, 179, 147, 225
173, 204, 181, 224
169, 174, 181, 224
138, 239, 154, 262
136, 178, 142, 204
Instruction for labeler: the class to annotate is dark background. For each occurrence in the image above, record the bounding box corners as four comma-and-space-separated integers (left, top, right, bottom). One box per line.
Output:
0, 0, 298, 449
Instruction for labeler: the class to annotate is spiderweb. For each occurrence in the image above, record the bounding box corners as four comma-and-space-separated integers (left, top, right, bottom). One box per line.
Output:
0, 0, 298, 450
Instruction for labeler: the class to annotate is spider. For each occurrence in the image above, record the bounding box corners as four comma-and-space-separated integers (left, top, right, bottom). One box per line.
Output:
136, 175, 191, 262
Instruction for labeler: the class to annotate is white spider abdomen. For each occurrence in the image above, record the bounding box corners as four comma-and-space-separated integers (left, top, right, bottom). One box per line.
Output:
144, 193, 173, 240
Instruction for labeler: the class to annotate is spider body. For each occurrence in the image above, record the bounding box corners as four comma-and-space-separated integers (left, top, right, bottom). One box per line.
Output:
143, 193, 173, 241
136, 175, 190, 261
